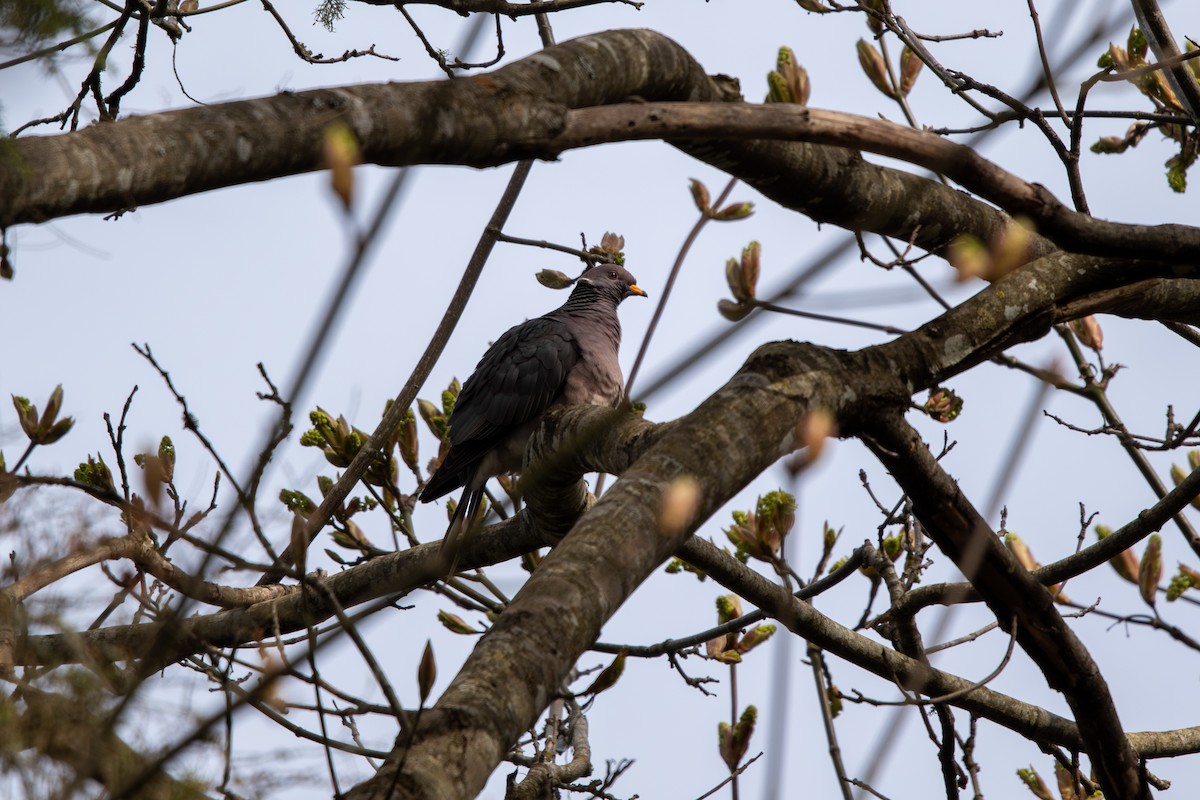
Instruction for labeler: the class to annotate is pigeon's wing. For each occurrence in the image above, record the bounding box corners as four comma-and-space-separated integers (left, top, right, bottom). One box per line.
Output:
419, 317, 579, 501
451, 317, 578, 441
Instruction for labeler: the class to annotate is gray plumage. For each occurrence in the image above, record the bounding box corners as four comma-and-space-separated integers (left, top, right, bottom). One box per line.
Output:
419, 264, 647, 562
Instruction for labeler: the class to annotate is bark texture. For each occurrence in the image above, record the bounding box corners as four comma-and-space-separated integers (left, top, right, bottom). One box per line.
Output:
347, 248, 1198, 798
8, 25, 1200, 800
2, 30, 709, 225
2, 27, 1021, 267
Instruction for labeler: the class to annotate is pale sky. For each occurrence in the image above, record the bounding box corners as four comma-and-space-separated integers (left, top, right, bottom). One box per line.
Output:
4, 1, 1200, 797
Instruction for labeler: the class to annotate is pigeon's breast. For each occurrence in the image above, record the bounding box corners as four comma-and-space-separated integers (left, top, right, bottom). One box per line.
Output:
555, 306, 624, 408
560, 339, 623, 408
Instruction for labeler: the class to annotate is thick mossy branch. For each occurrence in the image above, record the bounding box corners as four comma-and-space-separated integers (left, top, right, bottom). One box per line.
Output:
8, 29, 1200, 264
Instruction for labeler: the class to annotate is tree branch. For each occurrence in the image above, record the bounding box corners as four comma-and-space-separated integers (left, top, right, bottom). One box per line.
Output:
862, 410, 1150, 799
1, 29, 708, 226
558, 102, 1200, 262
338, 242, 1199, 797
354, 0, 642, 15
11, 687, 210, 800
896, 459, 1200, 616
677, 536, 1200, 760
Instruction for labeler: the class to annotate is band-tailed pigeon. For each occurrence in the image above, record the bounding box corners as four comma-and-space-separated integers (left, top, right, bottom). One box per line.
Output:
419, 264, 647, 558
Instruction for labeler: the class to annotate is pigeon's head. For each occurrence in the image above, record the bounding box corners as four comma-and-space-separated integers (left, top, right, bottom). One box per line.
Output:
577, 264, 648, 303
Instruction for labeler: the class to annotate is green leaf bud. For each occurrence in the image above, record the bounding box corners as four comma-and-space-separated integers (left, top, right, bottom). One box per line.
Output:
1139, 534, 1162, 606
437, 610, 480, 634
535, 269, 574, 290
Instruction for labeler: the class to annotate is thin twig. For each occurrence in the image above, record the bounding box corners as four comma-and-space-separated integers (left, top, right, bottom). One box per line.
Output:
623, 178, 738, 399
0, 19, 120, 71
808, 644, 854, 800
692, 752, 762, 800
1025, 0, 1070, 125
259, 159, 535, 584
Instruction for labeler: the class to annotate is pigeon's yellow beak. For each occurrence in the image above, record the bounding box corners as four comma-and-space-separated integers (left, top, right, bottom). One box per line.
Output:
629, 284, 648, 298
